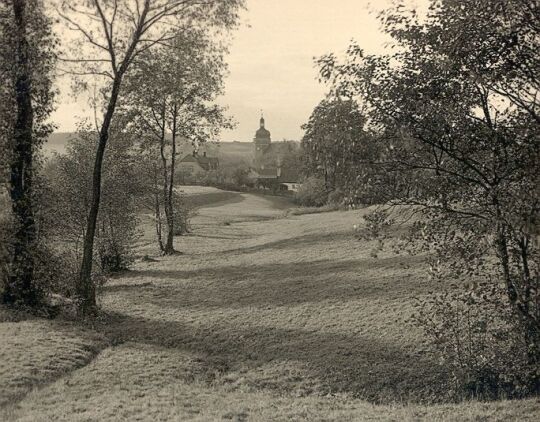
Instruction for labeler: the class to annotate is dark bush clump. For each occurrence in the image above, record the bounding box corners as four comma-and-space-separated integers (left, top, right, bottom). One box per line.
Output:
294, 176, 328, 207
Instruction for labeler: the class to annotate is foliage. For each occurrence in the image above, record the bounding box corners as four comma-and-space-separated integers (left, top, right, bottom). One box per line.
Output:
315, 0, 540, 396
231, 167, 251, 187
0, 0, 56, 307
301, 98, 384, 204
172, 194, 197, 236
414, 286, 539, 399
56, 0, 244, 314
122, 28, 232, 254
294, 176, 328, 207
43, 121, 142, 276
32, 245, 79, 299
257, 140, 302, 171
326, 188, 344, 206
0, 0, 56, 172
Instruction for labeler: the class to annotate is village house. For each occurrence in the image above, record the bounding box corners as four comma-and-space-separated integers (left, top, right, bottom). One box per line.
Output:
177, 150, 219, 183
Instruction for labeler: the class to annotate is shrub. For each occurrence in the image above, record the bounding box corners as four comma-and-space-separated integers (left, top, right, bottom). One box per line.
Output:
172, 195, 197, 236
33, 245, 79, 298
414, 285, 539, 399
327, 188, 345, 205
294, 176, 328, 207
97, 232, 135, 274
43, 128, 142, 275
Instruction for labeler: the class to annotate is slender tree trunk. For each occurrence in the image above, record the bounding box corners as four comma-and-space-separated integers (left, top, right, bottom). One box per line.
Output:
74, 0, 151, 315
153, 162, 164, 252
77, 75, 123, 315
164, 104, 178, 252
158, 103, 175, 255
494, 197, 540, 364
493, 195, 518, 306
518, 236, 540, 364
4, 0, 38, 306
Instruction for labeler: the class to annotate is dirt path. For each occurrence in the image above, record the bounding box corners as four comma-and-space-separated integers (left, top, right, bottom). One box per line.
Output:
3, 192, 539, 421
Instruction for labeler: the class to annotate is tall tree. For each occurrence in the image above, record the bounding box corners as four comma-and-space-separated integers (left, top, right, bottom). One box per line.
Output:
317, 0, 540, 376
43, 120, 143, 276
0, 0, 55, 306
123, 29, 231, 254
57, 0, 243, 314
301, 98, 381, 202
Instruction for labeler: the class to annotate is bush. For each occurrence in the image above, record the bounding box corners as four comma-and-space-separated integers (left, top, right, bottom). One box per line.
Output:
172, 195, 197, 236
1, 234, 80, 305
33, 245, 79, 298
327, 188, 345, 205
294, 176, 328, 207
414, 285, 539, 399
43, 128, 142, 275
97, 234, 135, 274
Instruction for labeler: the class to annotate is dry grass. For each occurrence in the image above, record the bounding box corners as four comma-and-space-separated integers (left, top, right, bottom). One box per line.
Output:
1, 191, 539, 420
0, 310, 107, 409
285, 203, 348, 216
182, 189, 243, 210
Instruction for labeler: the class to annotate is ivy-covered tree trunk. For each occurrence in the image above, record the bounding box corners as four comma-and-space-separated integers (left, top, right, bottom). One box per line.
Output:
4, 0, 38, 306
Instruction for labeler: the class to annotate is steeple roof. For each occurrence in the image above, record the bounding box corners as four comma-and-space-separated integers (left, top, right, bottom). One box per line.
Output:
255, 115, 271, 140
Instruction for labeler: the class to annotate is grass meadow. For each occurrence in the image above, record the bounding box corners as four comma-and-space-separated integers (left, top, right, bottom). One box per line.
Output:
1, 188, 539, 420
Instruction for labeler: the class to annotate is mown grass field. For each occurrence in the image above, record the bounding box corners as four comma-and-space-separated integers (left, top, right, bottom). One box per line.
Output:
1, 189, 539, 421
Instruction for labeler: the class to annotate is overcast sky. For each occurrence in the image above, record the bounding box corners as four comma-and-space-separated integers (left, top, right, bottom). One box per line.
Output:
51, 0, 426, 142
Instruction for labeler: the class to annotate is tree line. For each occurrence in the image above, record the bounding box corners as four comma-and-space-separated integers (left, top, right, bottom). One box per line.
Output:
302, 0, 539, 398
1, 0, 244, 315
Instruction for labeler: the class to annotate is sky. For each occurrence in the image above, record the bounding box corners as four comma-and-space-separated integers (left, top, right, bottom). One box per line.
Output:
50, 0, 426, 142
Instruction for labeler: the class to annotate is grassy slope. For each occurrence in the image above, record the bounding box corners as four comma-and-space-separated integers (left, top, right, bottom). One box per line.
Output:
1, 191, 539, 421
180, 186, 244, 210
0, 310, 107, 409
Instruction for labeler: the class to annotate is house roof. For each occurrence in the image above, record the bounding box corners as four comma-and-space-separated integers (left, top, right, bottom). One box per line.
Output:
179, 153, 219, 171
255, 127, 271, 139
255, 117, 271, 140
251, 166, 301, 183
179, 154, 199, 163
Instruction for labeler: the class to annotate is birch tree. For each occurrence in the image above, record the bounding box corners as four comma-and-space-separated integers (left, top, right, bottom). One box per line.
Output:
57, 0, 243, 315
122, 29, 231, 254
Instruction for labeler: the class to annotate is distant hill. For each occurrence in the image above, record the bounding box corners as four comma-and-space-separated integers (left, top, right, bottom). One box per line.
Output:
44, 133, 254, 163
202, 141, 254, 166
44, 132, 253, 156
44, 133, 298, 170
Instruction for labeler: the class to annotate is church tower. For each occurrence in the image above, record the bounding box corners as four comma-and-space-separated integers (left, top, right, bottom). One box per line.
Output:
253, 114, 271, 169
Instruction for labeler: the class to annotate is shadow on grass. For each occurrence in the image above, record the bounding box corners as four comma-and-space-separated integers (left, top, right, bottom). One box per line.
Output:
99, 226, 439, 404
185, 191, 244, 210
105, 255, 428, 308
209, 231, 354, 256
97, 310, 446, 404
186, 233, 253, 241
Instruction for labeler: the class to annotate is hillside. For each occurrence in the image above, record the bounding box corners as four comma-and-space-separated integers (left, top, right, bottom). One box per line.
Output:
1, 189, 538, 421
45, 132, 255, 163
44, 133, 302, 171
